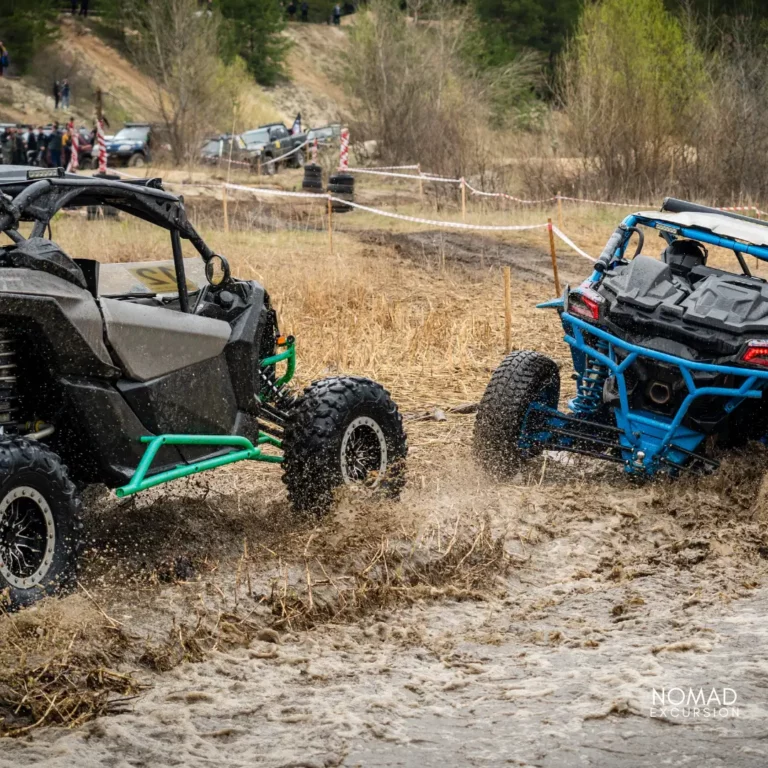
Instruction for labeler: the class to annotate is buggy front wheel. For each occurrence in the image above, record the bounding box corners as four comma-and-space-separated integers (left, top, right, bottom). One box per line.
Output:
473, 351, 560, 478
0, 439, 83, 610
282, 376, 407, 515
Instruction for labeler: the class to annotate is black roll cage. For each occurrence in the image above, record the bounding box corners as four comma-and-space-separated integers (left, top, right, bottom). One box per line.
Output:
0, 174, 214, 312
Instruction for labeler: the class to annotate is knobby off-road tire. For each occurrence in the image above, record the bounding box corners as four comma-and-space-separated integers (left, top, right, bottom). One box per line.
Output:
0, 439, 83, 610
473, 351, 560, 478
282, 376, 408, 515
128, 153, 146, 167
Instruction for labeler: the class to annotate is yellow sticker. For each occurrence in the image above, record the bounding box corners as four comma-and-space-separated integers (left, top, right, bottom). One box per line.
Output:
128, 265, 198, 293
274, 140, 281, 149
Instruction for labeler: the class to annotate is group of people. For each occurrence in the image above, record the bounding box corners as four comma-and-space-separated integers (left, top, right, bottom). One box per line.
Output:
0, 122, 90, 169
70, 0, 90, 16
286, 1, 311, 21
53, 80, 72, 110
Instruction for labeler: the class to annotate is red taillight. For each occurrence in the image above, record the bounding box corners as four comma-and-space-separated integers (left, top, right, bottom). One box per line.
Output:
742, 342, 768, 366
569, 292, 602, 322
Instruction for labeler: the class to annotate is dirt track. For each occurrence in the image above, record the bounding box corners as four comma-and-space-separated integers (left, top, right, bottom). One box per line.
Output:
2, 222, 767, 767
4, 445, 768, 768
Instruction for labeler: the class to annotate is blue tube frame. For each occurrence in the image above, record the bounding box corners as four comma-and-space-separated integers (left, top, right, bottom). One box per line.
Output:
561, 312, 768, 468
539, 210, 768, 474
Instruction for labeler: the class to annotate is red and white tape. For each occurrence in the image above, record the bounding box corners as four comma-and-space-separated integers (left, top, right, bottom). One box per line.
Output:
97, 120, 107, 174
339, 128, 349, 171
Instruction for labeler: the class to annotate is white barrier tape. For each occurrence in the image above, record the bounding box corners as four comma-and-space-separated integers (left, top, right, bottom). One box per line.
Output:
261, 138, 311, 167
348, 165, 419, 171
222, 182, 549, 231
464, 180, 557, 205
551, 225, 595, 262
327, 196, 548, 231
224, 182, 321, 199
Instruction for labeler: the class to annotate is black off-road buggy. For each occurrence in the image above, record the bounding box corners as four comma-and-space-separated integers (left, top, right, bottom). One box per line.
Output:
0, 166, 407, 609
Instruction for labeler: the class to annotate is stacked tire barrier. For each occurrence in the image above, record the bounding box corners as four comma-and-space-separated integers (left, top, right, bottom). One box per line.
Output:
302, 163, 324, 193
328, 172, 355, 212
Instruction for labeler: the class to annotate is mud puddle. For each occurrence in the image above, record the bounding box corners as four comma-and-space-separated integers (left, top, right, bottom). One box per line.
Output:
3, 445, 768, 767
357, 230, 585, 285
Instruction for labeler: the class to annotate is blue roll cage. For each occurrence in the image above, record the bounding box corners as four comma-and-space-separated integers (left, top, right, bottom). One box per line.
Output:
538, 213, 768, 474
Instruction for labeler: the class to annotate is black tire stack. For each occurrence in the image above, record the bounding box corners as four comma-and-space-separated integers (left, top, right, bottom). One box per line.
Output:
302, 163, 324, 193
328, 172, 355, 212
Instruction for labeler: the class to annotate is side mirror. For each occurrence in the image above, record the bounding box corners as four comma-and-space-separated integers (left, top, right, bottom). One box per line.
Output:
205, 254, 231, 287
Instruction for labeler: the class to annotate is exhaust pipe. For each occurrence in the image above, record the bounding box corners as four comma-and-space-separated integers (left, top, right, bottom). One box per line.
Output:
648, 381, 671, 406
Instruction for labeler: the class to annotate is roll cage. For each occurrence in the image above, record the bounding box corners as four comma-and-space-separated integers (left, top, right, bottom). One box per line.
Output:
0, 168, 215, 314
588, 196, 768, 283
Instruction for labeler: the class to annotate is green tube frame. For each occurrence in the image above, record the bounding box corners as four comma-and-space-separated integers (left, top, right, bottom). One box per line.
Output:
259, 337, 296, 399
115, 432, 283, 498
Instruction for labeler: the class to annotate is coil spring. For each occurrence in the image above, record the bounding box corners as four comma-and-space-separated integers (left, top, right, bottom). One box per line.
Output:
0, 329, 18, 434
571, 339, 610, 416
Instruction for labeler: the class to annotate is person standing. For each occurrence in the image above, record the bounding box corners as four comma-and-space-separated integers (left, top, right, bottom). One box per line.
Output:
332, 4, 341, 25
26, 128, 38, 165
79, 0, 89, 17
61, 80, 71, 110
0, 43, 8, 77
287, 1, 296, 19
48, 123, 62, 168
300, 1, 309, 21
13, 129, 26, 165
53, 80, 61, 110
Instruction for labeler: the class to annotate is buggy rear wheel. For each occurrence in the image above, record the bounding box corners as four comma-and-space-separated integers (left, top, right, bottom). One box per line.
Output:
282, 376, 407, 515
474, 351, 560, 478
0, 439, 83, 610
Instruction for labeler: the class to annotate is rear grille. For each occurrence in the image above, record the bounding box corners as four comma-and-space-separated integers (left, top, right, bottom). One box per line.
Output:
0, 329, 19, 434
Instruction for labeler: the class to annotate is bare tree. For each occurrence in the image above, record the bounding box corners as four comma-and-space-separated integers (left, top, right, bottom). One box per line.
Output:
128, 0, 228, 165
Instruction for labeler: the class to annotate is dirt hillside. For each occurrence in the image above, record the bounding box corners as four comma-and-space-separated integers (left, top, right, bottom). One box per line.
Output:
0, 15, 352, 132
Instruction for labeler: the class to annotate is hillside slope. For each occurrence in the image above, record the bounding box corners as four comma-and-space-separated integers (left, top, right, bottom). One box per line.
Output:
1, 16, 352, 134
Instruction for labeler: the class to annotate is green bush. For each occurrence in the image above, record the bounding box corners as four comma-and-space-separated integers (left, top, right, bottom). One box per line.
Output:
0, 0, 59, 75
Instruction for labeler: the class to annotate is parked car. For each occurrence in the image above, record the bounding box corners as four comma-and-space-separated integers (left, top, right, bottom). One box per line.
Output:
199, 134, 252, 167
105, 123, 152, 168
307, 124, 341, 150
240, 123, 308, 175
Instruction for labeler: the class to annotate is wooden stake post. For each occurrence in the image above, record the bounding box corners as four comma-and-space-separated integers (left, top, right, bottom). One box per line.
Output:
327, 196, 333, 255
223, 104, 237, 234
418, 164, 424, 206
547, 218, 561, 296
461, 178, 467, 221
557, 192, 564, 231
503, 266, 512, 354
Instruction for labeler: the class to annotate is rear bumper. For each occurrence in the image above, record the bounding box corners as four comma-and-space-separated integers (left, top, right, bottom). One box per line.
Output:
556, 313, 768, 474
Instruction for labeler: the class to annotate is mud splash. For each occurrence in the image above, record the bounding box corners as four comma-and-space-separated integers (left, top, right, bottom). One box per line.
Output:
3, 442, 768, 767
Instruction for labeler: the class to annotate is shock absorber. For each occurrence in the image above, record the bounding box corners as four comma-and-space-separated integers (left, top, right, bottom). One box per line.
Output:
571, 339, 610, 417
0, 328, 19, 435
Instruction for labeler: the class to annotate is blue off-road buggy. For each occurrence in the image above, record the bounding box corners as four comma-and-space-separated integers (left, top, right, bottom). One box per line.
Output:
474, 198, 768, 478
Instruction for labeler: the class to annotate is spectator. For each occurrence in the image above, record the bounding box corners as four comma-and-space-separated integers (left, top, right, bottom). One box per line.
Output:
71, 0, 78, 13
300, 1, 309, 21
0, 43, 8, 77
13, 129, 25, 165
26, 128, 38, 165
62, 128, 72, 170
287, 1, 296, 19
48, 123, 62, 168
61, 79, 71, 110
53, 80, 61, 110
35, 127, 46, 165
1, 129, 12, 165
79, 0, 89, 17
332, 4, 341, 25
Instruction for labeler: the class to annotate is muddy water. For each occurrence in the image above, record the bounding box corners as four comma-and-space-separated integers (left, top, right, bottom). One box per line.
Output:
4, 451, 768, 768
